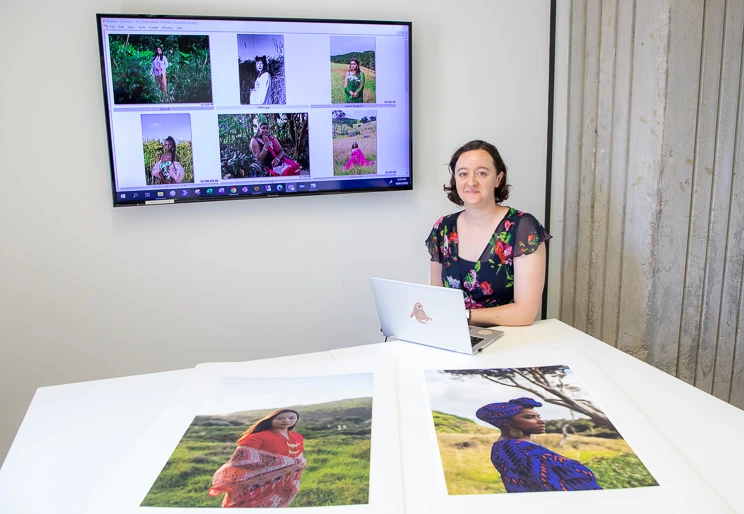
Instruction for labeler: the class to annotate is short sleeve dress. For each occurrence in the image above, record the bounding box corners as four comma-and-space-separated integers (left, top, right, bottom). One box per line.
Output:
425, 208, 551, 309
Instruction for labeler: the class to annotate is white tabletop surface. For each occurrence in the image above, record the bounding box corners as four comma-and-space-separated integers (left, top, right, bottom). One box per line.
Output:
1, 320, 742, 513
335, 319, 744, 512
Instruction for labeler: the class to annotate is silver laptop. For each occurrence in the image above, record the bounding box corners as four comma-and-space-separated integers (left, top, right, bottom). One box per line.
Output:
370, 277, 504, 354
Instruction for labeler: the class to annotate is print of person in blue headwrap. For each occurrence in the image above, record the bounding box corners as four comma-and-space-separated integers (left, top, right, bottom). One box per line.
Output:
476, 397, 602, 493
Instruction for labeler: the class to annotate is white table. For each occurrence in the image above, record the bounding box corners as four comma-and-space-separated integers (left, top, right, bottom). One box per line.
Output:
1, 320, 742, 513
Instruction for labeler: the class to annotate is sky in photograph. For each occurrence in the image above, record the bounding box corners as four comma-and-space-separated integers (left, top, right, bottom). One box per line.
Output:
238, 34, 284, 62
330, 36, 375, 56
141, 113, 192, 142
424, 367, 597, 427
198, 372, 374, 415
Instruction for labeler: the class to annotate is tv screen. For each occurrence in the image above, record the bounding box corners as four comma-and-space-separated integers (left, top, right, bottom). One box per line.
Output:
96, 14, 412, 206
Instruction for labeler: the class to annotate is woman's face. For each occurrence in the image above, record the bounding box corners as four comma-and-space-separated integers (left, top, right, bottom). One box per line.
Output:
156, 47, 162, 55
454, 149, 503, 207
507, 408, 546, 435
256, 60, 264, 73
163, 139, 173, 153
350, 60, 358, 71
258, 124, 269, 137
271, 412, 298, 430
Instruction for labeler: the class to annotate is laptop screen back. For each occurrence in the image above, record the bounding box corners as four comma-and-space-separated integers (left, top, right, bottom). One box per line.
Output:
370, 278, 472, 353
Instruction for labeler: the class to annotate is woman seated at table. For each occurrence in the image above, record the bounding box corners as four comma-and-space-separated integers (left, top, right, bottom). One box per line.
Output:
425, 140, 550, 326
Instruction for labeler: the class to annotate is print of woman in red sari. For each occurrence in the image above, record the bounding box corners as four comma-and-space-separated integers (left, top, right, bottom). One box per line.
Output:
209, 409, 307, 508
250, 122, 302, 176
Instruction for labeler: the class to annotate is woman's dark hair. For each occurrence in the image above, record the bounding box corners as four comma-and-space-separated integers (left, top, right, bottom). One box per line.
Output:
348, 58, 361, 75
351, 142, 359, 149
255, 55, 268, 74
153, 46, 164, 62
443, 140, 510, 206
163, 136, 179, 162
239, 409, 300, 439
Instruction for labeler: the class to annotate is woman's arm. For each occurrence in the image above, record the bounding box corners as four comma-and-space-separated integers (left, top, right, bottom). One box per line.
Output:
344, 75, 353, 97
170, 162, 184, 183
354, 73, 365, 97
469, 243, 546, 327
250, 138, 268, 162
271, 137, 284, 165
430, 261, 443, 287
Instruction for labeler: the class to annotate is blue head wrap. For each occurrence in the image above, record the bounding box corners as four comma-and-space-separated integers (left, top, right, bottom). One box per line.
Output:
476, 397, 543, 428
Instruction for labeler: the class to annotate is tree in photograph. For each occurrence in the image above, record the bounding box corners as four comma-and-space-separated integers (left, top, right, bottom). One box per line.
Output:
443, 366, 612, 428
332, 110, 347, 136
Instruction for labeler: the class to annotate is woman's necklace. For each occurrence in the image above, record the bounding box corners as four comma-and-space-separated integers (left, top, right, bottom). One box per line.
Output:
272, 429, 301, 457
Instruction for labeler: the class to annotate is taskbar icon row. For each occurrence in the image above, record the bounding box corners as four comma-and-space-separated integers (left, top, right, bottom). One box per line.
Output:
116, 177, 411, 204
118, 182, 315, 202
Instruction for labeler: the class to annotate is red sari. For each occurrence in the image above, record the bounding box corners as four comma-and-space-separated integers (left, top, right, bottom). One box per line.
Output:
263, 136, 302, 177
344, 147, 374, 170
209, 431, 306, 508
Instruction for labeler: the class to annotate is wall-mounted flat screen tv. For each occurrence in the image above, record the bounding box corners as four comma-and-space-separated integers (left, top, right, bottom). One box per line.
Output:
97, 14, 412, 206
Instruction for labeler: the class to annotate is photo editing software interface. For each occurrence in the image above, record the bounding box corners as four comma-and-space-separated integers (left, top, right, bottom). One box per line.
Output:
98, 15, 412, 205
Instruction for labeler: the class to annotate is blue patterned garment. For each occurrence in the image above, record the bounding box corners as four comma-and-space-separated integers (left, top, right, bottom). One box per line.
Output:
491, 439, 602, 492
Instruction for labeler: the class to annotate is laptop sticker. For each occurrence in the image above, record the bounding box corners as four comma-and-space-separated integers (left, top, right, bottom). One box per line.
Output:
410, 302, 432, 324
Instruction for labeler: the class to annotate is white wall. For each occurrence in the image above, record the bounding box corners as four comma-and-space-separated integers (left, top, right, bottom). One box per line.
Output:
0, 0, 550, 464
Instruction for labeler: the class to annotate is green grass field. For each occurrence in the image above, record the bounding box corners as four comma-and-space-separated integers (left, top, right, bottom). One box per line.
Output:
141, 399, 372, 508
330, 63, 376, 103
432, 411, 658, 495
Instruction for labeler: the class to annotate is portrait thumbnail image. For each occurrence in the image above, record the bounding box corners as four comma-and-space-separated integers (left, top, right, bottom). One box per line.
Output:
424, 365, 658, 495
330, 36, 376, 104
140, 373, 374, 508
332, 109, 377, 176
108, 34, 213, 105
218, 112, 309, 179
238, 34, 286, 105
141, 113, 194, 185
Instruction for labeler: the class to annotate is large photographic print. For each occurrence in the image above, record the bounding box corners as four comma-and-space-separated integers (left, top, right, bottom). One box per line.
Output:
108, 34, 212, 104
424, 366, 658, 495
141, 373, 374, 508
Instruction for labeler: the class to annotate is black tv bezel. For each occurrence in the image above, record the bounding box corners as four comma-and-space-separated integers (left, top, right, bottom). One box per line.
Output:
96, 13, 413, 207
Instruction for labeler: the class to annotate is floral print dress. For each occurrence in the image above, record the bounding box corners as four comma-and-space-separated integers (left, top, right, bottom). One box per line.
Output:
425, 208, 551, 309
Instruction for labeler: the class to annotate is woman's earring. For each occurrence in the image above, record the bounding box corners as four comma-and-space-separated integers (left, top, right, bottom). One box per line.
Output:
509, 428, 525, 439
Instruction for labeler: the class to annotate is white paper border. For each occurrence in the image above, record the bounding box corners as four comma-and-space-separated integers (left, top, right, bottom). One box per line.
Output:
395, 345, 731, 513
91, 359, 403, 514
